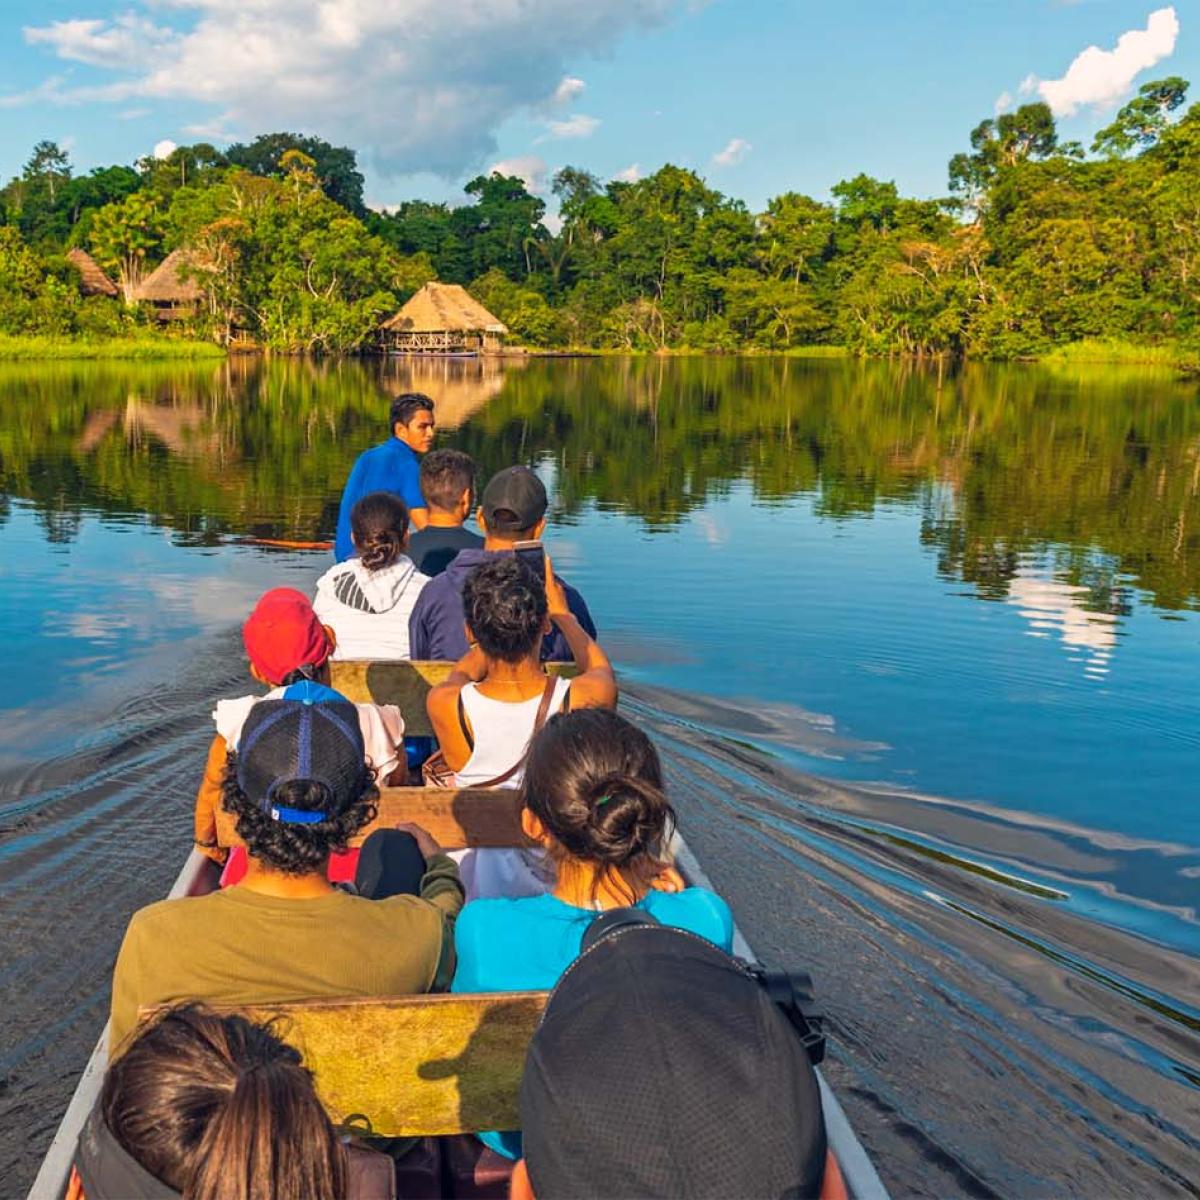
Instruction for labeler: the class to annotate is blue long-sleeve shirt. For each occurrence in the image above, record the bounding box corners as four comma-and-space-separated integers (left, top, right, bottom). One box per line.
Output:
334, 437, 426, 561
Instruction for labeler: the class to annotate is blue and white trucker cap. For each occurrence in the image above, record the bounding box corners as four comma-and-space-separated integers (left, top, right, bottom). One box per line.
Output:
235, 682, 365, 824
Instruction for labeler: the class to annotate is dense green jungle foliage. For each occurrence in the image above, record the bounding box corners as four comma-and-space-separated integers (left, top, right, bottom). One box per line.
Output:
1, 84, 1199, 356
2, 357, 1197, 610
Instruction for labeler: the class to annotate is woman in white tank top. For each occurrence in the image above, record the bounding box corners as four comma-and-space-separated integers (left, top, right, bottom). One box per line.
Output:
455, 675, 572, 787
426, 551, 617, 898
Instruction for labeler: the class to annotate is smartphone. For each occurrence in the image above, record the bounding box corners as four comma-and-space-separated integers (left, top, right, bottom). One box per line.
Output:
513, 540, 546, 584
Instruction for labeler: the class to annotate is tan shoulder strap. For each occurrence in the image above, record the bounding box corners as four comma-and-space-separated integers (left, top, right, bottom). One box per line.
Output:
532, 672, 559, 731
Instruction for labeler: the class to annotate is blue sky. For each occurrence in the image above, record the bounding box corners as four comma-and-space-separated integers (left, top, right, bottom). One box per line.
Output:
0, 1, 1194, 214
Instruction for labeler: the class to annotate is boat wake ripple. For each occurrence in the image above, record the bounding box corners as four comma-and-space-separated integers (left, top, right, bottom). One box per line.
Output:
0, 637, 245, 1192
622, 685, 1200, 1198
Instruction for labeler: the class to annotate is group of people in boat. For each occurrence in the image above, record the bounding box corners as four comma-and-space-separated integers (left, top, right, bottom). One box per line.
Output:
71, 393, 847, 1200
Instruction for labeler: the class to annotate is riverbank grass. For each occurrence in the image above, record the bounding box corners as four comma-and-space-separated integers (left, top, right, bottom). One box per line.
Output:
1040, 338, 1196, 369
0, 335, 226, 361
779, 345, 851, 358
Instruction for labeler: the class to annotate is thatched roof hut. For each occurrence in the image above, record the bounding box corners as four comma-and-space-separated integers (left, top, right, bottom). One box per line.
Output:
381, 282, 507, 353
136, 249, 203, 315
66, 248, 118, 298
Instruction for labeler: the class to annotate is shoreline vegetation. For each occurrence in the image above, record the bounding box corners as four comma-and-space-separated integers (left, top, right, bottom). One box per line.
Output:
0, 333, 1197, 370
1034, 338, 1199, 370
2, 83, 1200, 365
0, 334, 225, 361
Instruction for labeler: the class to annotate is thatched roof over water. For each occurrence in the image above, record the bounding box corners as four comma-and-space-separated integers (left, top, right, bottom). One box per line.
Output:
67, 248, 118, 298
382, 282, 507, 334
136, 249, 203, 303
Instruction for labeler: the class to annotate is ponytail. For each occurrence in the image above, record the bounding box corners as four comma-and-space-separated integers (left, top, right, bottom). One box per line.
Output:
102, 1005, 348, 1200
350, 492, 409, 573
280, 662, 319, 687
521, 710, 675, 896
188, 1054, 346, 1200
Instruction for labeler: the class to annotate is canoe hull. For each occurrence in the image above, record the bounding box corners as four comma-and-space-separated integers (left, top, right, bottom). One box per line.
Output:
28, 841, 887, 1200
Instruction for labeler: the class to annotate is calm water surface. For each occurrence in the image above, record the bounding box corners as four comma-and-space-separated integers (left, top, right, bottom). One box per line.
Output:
1, 356, 1198, 1196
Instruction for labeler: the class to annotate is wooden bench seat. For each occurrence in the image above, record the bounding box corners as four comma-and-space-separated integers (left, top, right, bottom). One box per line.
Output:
145, 992, 549, 1136
355, 787, 530, 849
329, 660, 577, 739
215, 786, 530, 852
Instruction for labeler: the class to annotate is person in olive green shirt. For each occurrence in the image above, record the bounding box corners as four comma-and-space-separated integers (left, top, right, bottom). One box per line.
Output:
110, 687, 464, 1058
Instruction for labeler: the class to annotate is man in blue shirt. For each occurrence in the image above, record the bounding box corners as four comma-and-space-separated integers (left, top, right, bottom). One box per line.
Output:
334, 393, 435, 561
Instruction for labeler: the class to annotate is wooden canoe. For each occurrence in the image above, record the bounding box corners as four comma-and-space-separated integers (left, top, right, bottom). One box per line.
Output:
27, 699, 888, 1199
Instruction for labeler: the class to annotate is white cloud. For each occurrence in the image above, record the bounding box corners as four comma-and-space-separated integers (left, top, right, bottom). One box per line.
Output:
994, 90, 1013, 115
1019, 73, 1038, 96
712, 136, 751, 167
489, 154, 548, 194
1035, 6, 1180, 116
24, 14, 177, 70
542, 113, 600, 139
614, 162, 641, 182
152, 138, 177, 159
552, 76, 586, 105
182, 116, 240, 143
118, 107, 150, 120
18, 1, 681, 179
0, 74, 71, 109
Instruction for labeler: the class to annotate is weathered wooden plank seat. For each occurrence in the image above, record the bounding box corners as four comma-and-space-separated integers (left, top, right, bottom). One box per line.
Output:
329, 660, 578, 738
143, 992, 549, 1136
356, 787, 530, 849
215, 786, 530, 852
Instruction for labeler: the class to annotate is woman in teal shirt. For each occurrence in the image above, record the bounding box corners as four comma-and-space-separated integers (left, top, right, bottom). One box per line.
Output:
451, 708, 734, 1158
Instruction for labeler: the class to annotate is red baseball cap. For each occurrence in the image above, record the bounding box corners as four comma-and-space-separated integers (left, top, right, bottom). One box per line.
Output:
242, 588, 331, 686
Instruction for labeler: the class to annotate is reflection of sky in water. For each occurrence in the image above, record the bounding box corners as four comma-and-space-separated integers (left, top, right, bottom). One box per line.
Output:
565, 487, 1200, 849
1, 505, 310, 725
1008, 571, 1119, 679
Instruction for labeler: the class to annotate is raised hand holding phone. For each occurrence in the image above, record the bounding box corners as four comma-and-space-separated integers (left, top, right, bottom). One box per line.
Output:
543, 552, 571, 617
512, 539, 545, 582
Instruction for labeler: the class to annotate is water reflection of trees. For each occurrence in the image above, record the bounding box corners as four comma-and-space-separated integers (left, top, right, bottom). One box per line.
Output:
0, 356, 1197, 610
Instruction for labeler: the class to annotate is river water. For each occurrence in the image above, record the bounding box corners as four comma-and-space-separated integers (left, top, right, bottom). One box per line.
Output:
1, 355, 1197, 1197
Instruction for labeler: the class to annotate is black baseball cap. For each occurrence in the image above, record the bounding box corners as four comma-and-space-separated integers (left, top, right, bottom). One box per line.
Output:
520, 924, 828, 1199
480, 466, 547, 533
236, 685, 366, 824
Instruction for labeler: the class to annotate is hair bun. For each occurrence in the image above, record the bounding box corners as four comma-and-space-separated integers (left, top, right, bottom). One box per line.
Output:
587, 773, 643, 818
590, 772, 627, 799
519, 709, 675, 875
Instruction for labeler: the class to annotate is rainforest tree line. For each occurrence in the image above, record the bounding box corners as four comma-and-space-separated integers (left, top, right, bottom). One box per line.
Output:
1, 81, 1198, 356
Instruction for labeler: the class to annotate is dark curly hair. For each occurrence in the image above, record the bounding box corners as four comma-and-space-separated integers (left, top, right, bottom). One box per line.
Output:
220, 756, 378, 876
462, 555, 548, 664
350, 491, 409, 572
103, 1004, 346, 1200
521, 709, 675, 900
